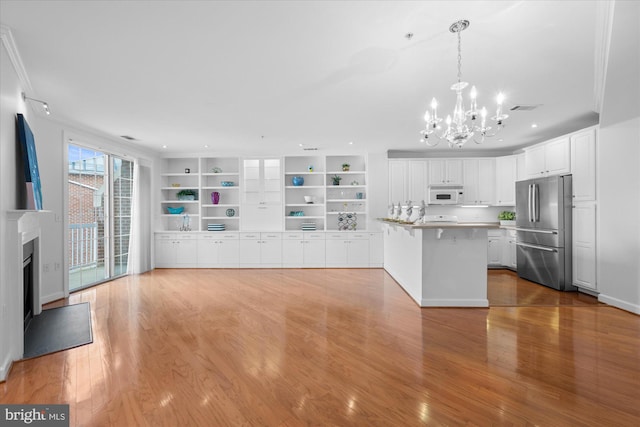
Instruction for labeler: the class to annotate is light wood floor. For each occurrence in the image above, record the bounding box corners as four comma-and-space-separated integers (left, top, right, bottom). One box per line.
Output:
1, 269, 638, 426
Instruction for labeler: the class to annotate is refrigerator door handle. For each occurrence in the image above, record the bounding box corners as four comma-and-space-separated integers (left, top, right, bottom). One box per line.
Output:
516, 242, 558, 252
528, 184, 533, 222
515, 228, 558, 234
533, 184, 540, 222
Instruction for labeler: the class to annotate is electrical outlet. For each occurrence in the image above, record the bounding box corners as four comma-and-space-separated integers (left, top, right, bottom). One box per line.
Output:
43, 263, 50, 273
55, 214, 61, 222
54, 262, 61, 271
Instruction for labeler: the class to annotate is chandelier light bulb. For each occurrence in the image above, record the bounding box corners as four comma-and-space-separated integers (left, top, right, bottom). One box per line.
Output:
424, 110, 431, 122
469, 86, 477, 100
496, 92, 505, 105
430, 98, 438, 110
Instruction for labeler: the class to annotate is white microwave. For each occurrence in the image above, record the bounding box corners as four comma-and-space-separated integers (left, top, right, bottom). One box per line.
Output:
428, 185, 464, 205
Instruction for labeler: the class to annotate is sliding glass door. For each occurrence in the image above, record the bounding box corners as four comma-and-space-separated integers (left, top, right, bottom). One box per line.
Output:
68, 144, 133, 291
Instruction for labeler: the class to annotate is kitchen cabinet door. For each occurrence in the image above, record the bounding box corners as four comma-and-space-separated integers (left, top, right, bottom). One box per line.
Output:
388, 160, 407, 204
282, 238, 304, 267
407, 160, 428, 203
525, 145, 546, 177
303, 239, 326, 267
487, 237, 502, 266
545, 137, 571, 176
325, 239, 349, 267
429, 159, 463, 185
463, 159, 495, 205
495, 155, 517, 205
197, 236, 219, 267
573, 202, 597, 290
155, 235, 175, 267
217, 239, 240, 266
571, 128, 597, 202
174, 236, 197, 266
368, 232, 384, 267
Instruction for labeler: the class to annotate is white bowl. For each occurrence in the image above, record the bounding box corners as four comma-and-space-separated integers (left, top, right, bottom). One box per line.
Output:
304, 196, 315, 204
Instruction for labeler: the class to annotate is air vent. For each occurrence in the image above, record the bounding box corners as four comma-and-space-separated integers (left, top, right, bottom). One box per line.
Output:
510, 105, 541, 111
120, 135, 137, 141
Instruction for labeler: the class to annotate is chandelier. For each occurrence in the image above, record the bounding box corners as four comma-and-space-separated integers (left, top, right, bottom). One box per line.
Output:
420, 20, 508, 148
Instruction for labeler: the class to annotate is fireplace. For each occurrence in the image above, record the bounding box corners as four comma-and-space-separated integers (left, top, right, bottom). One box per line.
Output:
23, 240, 34, 331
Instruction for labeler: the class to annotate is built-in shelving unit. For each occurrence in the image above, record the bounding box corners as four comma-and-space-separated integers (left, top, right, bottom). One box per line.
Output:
157, 154, 368, 232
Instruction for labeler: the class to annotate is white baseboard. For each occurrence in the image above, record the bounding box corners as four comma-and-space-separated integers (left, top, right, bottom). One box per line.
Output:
41, 291, 65, 305
598, 294, 640, 314
420, 298, 489, 308
0, 354, 13, 382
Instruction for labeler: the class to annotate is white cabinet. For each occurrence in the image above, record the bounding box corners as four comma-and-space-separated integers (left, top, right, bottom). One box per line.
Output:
241, 158, 283, 231
239, 232, 282, 267
368, 232, 384, 267
495, 155, 517, 206
487, 230, 502, 267
525, 137, 571, 178
463, 159, 496, 205
325, 232, 370, 267
196, 233, 240, 268
326, 155, 367, 231
200, 157, 241, 232
388, 160, 428, 204
571, 128, 597, 202
284, 156, 326, 231
428, 159, 463, 185
155, 233, 197, 268
516, 153, 527, 181
282, 232, 326, 268
573, 202, 597, 290
501, 229, 517, 270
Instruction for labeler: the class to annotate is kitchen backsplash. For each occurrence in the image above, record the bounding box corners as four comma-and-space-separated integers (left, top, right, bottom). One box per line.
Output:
424, 205, 514, 222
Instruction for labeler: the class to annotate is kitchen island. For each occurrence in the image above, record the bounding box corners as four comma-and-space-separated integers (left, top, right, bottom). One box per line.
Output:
381, 220, 499, 307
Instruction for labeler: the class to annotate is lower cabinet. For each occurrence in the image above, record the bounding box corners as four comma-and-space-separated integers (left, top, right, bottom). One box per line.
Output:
240, 232, 283, 267
155, 233, 198, 268
282, 232, 326, 268
368, 232, 384, 267
487, 230, 503, 267
573, 202, 597, 290
502, 229, 517, 270
197, 233, 240, 268
325, 232, 370, 268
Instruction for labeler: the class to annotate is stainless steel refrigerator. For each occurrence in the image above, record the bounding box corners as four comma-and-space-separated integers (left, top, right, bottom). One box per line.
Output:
515, 175, 575, 291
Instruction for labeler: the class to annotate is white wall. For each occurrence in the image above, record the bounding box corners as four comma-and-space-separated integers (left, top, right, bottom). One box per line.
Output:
596, 0, 640, 313
0, 32, 31, 380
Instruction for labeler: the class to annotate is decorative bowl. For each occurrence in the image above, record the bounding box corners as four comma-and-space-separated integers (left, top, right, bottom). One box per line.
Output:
167, 206, 184, 214
211, 167, 222, 173
304, 196, 315, 204
289, 211, 305, 216
221, 181, 234, 187
292, 176, 304, 186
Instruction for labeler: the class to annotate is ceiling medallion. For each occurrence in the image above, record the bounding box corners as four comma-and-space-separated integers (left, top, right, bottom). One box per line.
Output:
420, 20, 508, 148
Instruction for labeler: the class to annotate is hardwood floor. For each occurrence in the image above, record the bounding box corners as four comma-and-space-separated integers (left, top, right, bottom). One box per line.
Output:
1, 269, 638, 426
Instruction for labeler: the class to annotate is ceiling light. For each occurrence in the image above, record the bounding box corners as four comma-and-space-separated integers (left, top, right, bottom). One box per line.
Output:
22, 92, 50, 115
531, 123, 538, 128
204, 144, 209, 148
161, 145, 167, 149
348, 141, 354, 145
420, 20, 508, 148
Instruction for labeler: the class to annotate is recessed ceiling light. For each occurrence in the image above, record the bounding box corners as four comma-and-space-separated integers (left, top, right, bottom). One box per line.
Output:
498, 139, 504, 142
204, 145, 209, 148
531, 123, 538, 128
348, 141, 354, 145
299, 143, 303, 147
161, 145, 167, 149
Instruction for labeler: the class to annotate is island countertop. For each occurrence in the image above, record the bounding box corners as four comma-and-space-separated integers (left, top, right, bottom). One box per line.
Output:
378, 219, 499, 229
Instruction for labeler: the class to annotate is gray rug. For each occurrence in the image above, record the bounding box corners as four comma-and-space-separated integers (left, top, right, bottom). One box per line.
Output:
23, 302, 93, 359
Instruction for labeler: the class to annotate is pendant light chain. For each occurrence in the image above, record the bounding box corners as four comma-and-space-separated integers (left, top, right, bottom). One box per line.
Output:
457, 26, 462, 84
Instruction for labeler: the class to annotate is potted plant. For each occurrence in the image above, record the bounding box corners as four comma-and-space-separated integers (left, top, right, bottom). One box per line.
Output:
331, 174, 342, 185
498, 211, 516, 226
177, 189, 197, 201
342, 163, 350, 171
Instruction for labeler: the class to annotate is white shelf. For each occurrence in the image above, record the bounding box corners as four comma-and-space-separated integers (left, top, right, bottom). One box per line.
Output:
286, 216, 324, 219
202, 186, 239, 190
203, 216, 240, 220
161, 200, 199, 204
326, 212, 366, 215
285, 171, 324, 175
161, 214, 200, 217
285, 185, 324, 189
161, 172, 196, 177
202, 172, 239, 176
286, 203, 325, 207
202, 204, 239, 207
326, 170, 365, 174
326, 199, 366, 202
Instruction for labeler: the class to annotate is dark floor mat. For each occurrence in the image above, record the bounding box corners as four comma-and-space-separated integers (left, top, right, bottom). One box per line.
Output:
23, 302, 93, 359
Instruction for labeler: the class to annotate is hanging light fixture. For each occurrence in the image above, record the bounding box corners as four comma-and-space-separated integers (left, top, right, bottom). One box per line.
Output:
420, 20, 508, 148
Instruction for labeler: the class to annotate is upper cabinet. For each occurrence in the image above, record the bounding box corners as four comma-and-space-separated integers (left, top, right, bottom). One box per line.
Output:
525, 137, 571, 178
388, 160, 428, 204
428, 159, 463, 185
241, 158, 283, 231
463, 159, 495, 205
571, 127, 597, 202
495, 155, 517, 206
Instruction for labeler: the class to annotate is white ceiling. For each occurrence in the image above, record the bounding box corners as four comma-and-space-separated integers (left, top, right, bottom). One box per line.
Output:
1, 1, 605, 156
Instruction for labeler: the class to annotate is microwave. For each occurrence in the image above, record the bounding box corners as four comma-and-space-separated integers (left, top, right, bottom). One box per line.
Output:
428, 185, 464, 205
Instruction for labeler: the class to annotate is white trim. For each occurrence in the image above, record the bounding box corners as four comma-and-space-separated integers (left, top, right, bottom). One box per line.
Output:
593, 1, 615, 113
0, 25, 33, 93
598, 293, 640, 315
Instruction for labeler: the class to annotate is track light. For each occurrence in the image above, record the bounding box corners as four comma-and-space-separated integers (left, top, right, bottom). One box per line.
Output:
22, 92, 50, 115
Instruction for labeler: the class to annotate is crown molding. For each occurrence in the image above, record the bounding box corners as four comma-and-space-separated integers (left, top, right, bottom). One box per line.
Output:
593, 0, 615, 114
0, 24, 33, 93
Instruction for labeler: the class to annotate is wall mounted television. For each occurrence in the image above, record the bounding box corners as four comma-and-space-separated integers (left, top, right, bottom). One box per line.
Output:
16, 114, 43, 210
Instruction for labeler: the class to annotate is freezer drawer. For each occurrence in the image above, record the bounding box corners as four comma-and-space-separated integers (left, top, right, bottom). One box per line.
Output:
516, 228, 563, 247
516, 243, 575, 291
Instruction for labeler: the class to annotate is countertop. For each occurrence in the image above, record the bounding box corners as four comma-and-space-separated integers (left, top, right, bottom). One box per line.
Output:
378, 219, 500, 229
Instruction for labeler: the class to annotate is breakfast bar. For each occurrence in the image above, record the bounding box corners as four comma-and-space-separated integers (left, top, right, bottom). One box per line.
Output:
380, 220, 499, 307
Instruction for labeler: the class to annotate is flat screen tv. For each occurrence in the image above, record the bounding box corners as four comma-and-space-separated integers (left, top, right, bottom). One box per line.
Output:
16, 114, 43, 210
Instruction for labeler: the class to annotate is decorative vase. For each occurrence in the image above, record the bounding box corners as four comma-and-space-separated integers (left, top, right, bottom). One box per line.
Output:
332, 181, 340, 186
211, 191, 220, 205
292, 176, 304, 186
